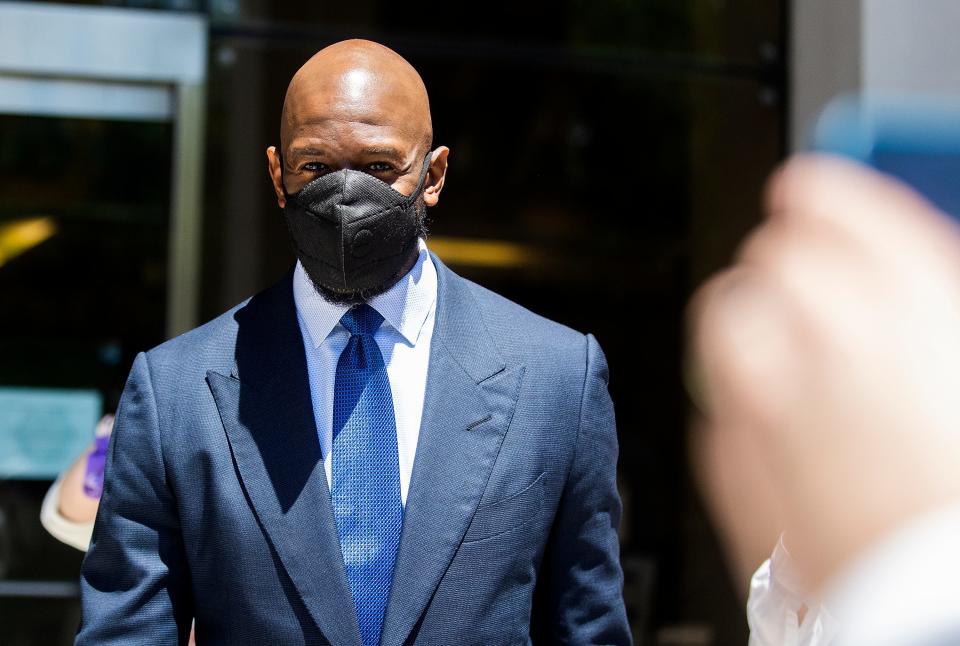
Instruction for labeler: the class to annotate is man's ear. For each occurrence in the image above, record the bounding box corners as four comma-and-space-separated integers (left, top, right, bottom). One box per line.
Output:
423, 146, 449, 208
266, 146, 286, 208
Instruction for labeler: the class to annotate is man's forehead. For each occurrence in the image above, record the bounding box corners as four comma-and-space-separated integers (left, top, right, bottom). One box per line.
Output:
284, 116, 422, 155
283, 84, 427, 149
288, 99, 419, 130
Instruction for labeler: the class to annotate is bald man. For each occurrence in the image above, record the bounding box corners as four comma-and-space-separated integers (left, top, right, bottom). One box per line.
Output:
77, 40, 629, 645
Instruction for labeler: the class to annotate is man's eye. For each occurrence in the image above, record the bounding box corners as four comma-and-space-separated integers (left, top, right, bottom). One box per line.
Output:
367, 162, 394, 172
302, 162, 327, 172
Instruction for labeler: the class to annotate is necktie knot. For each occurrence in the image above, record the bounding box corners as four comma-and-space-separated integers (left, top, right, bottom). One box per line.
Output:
340, 304, 384, 337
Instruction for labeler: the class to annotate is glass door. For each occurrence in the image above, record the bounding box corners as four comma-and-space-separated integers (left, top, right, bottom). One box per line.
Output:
0, 3, 206, 642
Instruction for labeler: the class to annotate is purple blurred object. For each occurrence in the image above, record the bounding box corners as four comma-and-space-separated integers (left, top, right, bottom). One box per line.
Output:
83, 433, 110, 499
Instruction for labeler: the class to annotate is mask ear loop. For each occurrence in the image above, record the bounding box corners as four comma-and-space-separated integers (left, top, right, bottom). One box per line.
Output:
277, 150, 293, 202
402, 151, 434, 207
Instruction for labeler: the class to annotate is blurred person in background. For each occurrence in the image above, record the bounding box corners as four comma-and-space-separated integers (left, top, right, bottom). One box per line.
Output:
41, 415, 198, 646
690, 155, 960, 646
40, 414, 114, 551
76, 38, 629, 645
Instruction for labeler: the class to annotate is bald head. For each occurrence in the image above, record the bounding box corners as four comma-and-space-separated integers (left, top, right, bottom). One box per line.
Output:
267, 39, 447, 209
282, 40, 432, 156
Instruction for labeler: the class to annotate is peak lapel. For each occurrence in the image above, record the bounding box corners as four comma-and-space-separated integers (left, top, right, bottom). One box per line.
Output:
380, 259, 525, 646
206, 273, 361, 646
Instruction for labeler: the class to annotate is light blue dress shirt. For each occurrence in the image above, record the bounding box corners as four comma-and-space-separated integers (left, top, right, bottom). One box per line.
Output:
292, 239, 437, 505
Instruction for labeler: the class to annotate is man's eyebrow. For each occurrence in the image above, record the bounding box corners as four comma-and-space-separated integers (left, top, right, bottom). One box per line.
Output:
360, 146, 405, 161
287, 146, 328, 158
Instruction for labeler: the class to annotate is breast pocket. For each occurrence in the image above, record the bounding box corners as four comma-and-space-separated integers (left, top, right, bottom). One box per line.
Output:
462, 472, 547, 543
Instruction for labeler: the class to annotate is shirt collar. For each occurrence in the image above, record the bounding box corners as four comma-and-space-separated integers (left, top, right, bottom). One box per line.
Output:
293, 238, 437, 348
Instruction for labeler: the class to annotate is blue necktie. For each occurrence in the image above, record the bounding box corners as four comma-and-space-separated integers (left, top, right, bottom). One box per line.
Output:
331, 304, 403, 646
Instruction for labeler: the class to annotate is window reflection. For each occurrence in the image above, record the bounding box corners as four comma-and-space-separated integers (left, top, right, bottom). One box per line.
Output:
0, 114, 172, 644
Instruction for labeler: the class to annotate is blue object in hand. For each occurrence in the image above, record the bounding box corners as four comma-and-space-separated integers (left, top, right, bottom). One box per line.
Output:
813, 94, 960, 221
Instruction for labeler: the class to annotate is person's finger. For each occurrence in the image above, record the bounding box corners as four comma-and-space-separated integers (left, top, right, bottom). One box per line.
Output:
736, 212, 887, 357
690, 414, 788, 596
688, 267, 804, 432
765, 154, 960, 267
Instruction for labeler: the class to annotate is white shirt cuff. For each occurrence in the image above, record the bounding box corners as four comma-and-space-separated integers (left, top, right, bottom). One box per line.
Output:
747, 536, 836, 646
39, 476, 94, 552
826, 503, 960, 646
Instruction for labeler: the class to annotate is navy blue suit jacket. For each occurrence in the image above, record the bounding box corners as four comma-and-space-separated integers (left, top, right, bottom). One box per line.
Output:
77, 259, 630, 645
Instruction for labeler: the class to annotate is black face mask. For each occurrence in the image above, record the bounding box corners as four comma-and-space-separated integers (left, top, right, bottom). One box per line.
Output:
282, 154, 432, 301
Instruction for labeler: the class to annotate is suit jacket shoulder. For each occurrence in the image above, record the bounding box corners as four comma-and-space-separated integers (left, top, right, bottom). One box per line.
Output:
454, 273, 592, 375
142, 298, 244, 384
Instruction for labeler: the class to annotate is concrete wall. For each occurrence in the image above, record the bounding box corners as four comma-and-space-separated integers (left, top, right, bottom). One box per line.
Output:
791, 0, 960, 150
790, 0, 862, 150
862, 0, 960, 95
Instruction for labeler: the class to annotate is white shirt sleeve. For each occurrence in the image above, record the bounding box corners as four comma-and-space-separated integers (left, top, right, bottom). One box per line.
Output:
747, 536, 836, 646
39, 475, 94, 552
825, 503, 960, 646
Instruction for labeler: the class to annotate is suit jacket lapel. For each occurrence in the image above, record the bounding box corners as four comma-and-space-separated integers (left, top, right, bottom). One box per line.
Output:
206, 272, 361, 646
380, 259, 525, 646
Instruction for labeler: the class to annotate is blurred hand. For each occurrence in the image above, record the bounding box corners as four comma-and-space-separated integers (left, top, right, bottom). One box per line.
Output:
689, 155, 960, 593
59, 414, 115, 523
94, 413, 115, 440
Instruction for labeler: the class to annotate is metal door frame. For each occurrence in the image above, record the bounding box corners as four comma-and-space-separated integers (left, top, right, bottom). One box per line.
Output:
0, 2, 208, 337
